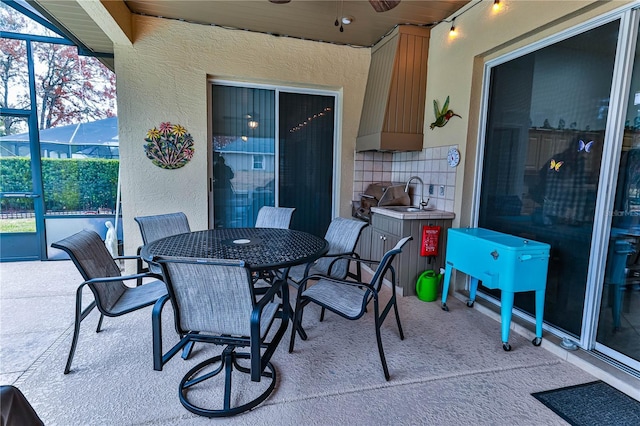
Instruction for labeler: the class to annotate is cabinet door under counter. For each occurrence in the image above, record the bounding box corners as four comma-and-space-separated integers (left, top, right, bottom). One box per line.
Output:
356, 212, 453, 297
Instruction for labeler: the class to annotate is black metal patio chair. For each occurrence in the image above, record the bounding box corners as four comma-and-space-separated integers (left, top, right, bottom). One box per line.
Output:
287, 217, 368, 327
254, 206, 296, 229
253, 206, 296, 286
134, 212, 191, 283
151, 257, 289, 417
287, 217, 367, 286
51, 229, 167, 374
289, 236, 411, 381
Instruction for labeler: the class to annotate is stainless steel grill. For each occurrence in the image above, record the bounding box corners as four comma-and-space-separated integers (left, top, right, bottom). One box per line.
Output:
352, 182, 410, 222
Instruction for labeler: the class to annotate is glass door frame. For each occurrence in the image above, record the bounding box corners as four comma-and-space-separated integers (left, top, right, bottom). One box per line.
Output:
589, 9, 640, 371
1, 4, 118, 261
472, 4, 640, 371
1, 34, 48, 261
207, 79, 341, 228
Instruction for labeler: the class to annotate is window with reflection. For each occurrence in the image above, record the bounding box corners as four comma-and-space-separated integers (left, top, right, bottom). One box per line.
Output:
479, 21, 620, 338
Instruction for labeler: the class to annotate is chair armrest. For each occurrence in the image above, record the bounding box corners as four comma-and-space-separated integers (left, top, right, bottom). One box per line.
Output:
82, 271, 163, 285
114, 255, 141, 261
153, 294, 187, 371
300, 274, 376, 293
303, 251, 359, 278
326, 252, 361, 277
348, 257, 382, 267
322, 251, 357, 259
254, 277, 285, 311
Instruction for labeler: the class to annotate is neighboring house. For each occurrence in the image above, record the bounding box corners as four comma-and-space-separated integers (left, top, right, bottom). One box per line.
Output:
216, 136, 275, 192
0, 117, 119, 159
214, 137, 275, 227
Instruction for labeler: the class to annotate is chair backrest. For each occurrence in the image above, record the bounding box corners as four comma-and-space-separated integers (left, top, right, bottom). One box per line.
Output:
370, 236, 412, 291
255, 206, 296, 229
51, 230, 126, 312
156, 257, 258, 337
316, 217, 368, 279
134, 212, 191, 245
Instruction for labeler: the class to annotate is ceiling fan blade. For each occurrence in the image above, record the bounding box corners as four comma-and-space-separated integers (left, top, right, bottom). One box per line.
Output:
369, 0, 401, 13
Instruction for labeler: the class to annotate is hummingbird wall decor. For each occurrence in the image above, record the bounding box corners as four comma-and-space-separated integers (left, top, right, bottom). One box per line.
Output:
430, 96, 461, 130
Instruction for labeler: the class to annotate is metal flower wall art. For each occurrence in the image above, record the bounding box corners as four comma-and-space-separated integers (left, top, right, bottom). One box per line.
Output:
144, 122, 195, 169
430, 96, 461, 130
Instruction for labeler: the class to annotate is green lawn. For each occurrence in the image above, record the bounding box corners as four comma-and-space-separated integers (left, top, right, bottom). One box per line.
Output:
0, 218, 37, 233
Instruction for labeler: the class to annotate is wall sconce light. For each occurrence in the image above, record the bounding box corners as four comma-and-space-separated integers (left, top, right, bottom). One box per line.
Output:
493, 0, 501, 12
449, 18, 457, 37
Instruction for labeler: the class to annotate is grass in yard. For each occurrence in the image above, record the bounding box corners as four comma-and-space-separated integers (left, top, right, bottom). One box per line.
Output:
0, 218, 36, 233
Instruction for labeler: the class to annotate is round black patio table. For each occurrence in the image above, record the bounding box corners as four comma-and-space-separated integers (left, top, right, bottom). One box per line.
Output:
140, 227, 328, 271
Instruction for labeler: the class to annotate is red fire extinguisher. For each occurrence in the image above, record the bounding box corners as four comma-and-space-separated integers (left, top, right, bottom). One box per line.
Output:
420, 225, 441, 257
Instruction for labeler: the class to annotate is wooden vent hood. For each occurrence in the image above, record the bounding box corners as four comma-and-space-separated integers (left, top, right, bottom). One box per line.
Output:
356, 26, 430, 152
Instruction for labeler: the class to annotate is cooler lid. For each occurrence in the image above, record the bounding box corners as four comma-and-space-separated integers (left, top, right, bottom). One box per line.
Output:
449, 227, 550, 250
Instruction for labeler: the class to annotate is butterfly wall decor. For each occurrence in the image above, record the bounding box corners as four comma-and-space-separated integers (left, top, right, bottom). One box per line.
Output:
550, 159, 563, 172
578, 140, 594, 153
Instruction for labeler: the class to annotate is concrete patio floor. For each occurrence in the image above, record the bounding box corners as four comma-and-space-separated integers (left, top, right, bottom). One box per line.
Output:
0, 259, 638, 425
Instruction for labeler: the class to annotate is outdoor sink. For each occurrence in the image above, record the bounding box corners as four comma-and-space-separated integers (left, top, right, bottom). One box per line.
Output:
380, 206, 425, 212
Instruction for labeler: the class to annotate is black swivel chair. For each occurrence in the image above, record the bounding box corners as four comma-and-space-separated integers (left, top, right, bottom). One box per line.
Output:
151, 257, 289, 417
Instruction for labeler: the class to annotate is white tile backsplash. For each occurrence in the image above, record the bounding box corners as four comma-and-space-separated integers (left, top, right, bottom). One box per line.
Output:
446, 172, 456, 186
353, 146, 457, 212
425, 148, 434, 160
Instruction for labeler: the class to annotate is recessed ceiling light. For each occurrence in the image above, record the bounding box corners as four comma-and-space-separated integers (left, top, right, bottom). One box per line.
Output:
341, 16, 354, 25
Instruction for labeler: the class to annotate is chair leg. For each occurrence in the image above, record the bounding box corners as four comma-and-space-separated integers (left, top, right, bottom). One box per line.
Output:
223, 349, 233, 411
136, 247, 144, 286
392, 298, 404, 340
296, 304, 308, 340
96, 314, 104, 333
319, 307, 325, 322
288, 306, 300, 352
182, 341, 195, 360
65, 288, 95, 374
289, 297, 305, 352
179, 349, 277, 417
153, 295, 191, 372
373, 303, 390, 381
64, 304, 83, 374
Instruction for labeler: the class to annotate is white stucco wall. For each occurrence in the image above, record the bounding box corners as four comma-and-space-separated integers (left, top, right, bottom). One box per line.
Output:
115, 15, 370, 255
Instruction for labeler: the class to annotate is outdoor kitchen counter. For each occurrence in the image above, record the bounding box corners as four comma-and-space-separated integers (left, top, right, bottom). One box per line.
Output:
371, 206, 456, 220
357, 207, 455, 297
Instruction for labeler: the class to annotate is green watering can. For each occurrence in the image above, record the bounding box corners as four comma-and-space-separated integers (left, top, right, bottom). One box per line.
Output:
416, 269, 442, 302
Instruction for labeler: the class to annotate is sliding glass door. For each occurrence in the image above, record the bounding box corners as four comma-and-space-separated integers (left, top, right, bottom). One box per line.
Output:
211, 85, 275, 228
278, 91, 334, 237
597, 17, 640, 368
210, 83, 336, 236
478, 10, 639, 373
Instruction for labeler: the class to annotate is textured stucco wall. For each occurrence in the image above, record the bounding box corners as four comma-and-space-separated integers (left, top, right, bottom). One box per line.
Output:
423, 0, 630, 229
115, 15, 370, 255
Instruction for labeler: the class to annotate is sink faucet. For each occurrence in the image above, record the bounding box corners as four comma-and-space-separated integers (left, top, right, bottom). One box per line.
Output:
404, 176, 428, 209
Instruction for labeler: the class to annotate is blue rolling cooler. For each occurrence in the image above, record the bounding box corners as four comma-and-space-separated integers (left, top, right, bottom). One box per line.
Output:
441, 227, 550, 351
